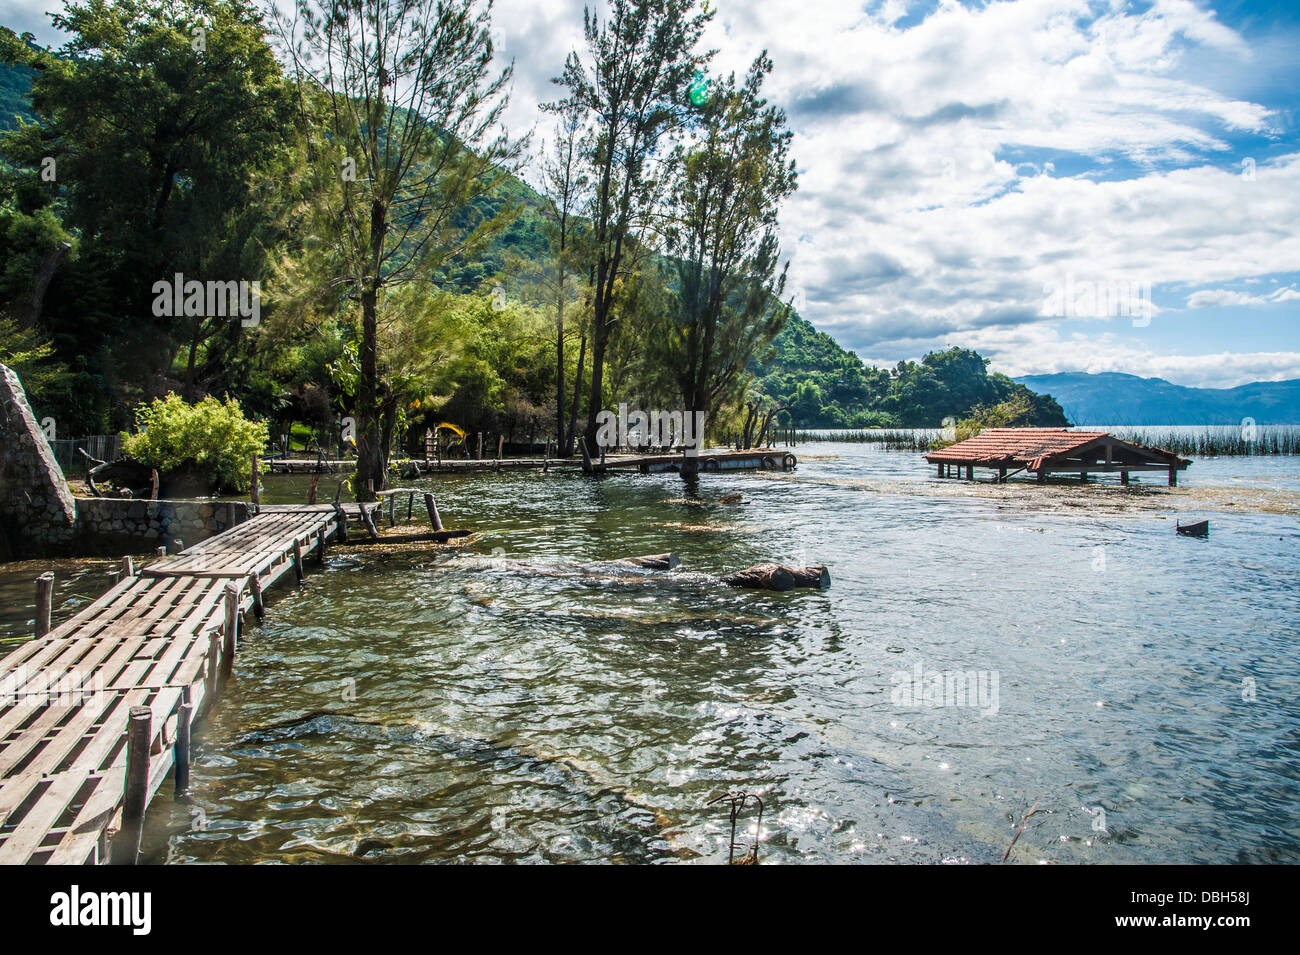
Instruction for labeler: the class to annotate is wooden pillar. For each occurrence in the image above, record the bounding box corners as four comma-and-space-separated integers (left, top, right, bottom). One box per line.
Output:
121, 555, 135, 578
207, 631, 220, 697
1081, 471, 1088, 482
476, 432, 483, 460
937, 463, 944, 478
424, 493, 444, 531
407, 492, 415, 522
317, 527, 327, 564
149, 469, 159, 501
35, 571, 54, 638
292, 539, 305, 584
1037, 469, 1047, 483
965, 465, 974, 481
358, 504, 379, 540
249, 572, 265, 622
998, 467, 1007, 483
497, 434, 504, 462
1168, 466, 1177, 487
250, 454, 260, 508
1121, 471, 1130, 486
175, 688, 192, 796
223, 583, 239, 674
387, 494, 396, 526
111, 705, 151, 865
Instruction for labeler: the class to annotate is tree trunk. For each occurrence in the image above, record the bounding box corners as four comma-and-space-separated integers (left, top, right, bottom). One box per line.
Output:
566, 333, 586, 457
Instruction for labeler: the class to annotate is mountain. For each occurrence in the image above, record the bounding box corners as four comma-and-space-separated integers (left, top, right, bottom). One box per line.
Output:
1014, 372, 1300, 425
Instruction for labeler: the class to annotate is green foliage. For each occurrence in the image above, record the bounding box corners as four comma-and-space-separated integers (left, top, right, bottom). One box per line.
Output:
122, 393, 268, 492
933, 392, 1037, 448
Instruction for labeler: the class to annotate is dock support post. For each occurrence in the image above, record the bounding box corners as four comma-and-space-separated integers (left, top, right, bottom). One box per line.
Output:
497, 434, 504, 463
317, 527, 327, 565
293, 540, 305, 583
150, 469, 159, 500
35, 572, 54, 638
121, 555, 135, 578
998, 467, 1007, 483
387, 494, 396, 526
207, 632, 220, 696
1037, 469, 1047, 483
937, 463, 943, 478
111, 705, 151, 865
543, 442, 549, 473
1168, 466, 1177, 487
358, 505, 379, 540
175, 688, 192, 796
966, 465, 974, 481
1121, 471, 1130, 486
223, 583, 239, 673
424, 493, 444, 531
476, 432, 483, 460
333, 502, 349, 542
250, 455, 260, 509
250, 572, 265, 622
407, 492, 414, 522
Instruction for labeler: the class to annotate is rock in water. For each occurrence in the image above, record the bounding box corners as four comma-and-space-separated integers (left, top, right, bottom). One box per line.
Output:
722, 563, 830, 591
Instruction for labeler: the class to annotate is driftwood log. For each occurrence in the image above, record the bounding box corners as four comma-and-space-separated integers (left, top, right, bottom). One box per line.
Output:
722, 563, 830, 591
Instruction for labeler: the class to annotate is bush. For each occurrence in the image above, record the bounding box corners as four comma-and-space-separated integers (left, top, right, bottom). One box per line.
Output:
122, 393, 267, 493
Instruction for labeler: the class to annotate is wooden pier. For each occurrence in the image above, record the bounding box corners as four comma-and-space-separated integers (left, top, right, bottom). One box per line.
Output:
265, 448, 798, 476
0, 503, 349, 864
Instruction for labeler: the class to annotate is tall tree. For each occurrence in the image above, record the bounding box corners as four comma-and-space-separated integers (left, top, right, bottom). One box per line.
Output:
550, 0, 709, 454
659, 52, 796, 433
537, 99, 589, 455
273, 0, 520, 498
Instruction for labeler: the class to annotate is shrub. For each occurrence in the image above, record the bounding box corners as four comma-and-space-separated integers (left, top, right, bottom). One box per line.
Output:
122, 393, 267, 493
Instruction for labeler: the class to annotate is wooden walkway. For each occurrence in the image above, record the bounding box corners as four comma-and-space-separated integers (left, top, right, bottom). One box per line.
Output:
0, 505, 340, 864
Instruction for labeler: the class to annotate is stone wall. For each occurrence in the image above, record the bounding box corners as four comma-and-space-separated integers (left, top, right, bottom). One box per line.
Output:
74, 498, 253, 555
0, 362, 77, 558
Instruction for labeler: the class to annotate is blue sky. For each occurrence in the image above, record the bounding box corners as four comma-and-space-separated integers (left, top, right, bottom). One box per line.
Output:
4, 0, 1299, 387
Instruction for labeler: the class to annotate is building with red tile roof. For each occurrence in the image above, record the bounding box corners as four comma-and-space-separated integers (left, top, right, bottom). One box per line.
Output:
925, 428, 1191, 485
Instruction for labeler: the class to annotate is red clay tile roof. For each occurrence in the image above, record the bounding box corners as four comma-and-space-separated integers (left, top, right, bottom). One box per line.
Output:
924, 428, 1110, 466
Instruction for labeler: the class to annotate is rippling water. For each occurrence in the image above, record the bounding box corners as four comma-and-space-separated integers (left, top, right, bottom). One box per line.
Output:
4, 443, 1299, 863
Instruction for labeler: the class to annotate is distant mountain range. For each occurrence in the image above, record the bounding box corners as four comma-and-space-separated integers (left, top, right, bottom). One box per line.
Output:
1014, 372, 1300, 425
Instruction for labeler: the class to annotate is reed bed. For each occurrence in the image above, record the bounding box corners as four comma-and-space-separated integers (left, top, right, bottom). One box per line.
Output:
796, 425, 1300, 456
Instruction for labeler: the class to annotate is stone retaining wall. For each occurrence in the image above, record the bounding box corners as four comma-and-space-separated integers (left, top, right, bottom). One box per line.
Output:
74, 498, 253, 555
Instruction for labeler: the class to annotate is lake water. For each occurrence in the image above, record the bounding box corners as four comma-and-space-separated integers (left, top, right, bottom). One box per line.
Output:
3, 442, 1298, 864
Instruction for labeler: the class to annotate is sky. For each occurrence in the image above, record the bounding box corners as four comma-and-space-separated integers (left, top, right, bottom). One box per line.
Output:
4, 0, 1299, 389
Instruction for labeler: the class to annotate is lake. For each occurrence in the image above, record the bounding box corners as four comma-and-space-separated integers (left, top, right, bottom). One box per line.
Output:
3, 441, 1298, 863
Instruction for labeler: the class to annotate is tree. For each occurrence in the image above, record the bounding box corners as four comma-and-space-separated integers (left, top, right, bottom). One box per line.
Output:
273, 0, 521, 499
550, 0, 710, 454
537, 99, 589, 454
0, 0, 296, 424
659, 52, 796, 436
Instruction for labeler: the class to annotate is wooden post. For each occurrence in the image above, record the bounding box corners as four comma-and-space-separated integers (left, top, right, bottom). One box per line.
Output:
35, 572, 54, 638
108, 570, 121, 586
175, 691, 192, 796
223, 583, 239, 672
293, 540, 305, 584
121, 555, 135, 578
497, 434, 504, 461
170, 538, 183, 555
317, 527, 327, 564
1037, 469, 1047, 483
1168, 466, 1177, 487
250, 454, 260, 508
423, 493, 444, 531
334, 502, 349, 542
998, 467, 1007, 483
387, 494, 396, 526
966, 465, 974, 481
543, 442, 549, 473
359, 504, 379, 540
1121, 471, 1130, 486
407, 492, 415, 521
156, 545, 166, 557
149, 469, 159, 501
111, 705, 151, 865
307, 473, 319, 505
207, 631, 220, 696
249, 572, 265, 622
225, 501, 237, 530
937, 463, 944, 478
476, 432, 483, 460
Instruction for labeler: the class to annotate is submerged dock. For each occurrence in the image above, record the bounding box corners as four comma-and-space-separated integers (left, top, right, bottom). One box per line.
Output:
0, 504, 351, 864
266, 447, 798, 475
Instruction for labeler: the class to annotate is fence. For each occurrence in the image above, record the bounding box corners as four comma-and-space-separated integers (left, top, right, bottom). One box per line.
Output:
48, 434, 121, 475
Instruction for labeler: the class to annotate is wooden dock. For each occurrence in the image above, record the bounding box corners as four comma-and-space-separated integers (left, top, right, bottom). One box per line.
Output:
264, 448, 798, 476
0, 504, 345, 864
